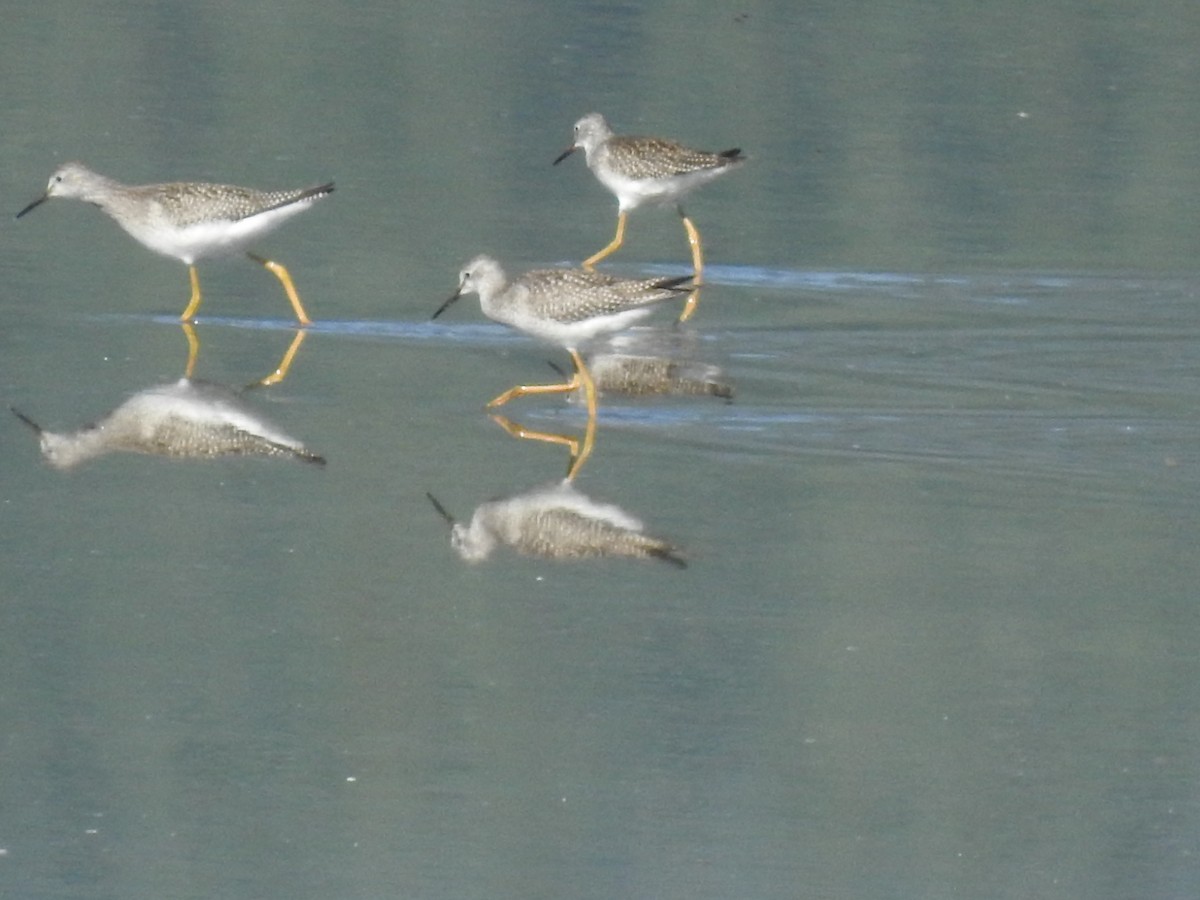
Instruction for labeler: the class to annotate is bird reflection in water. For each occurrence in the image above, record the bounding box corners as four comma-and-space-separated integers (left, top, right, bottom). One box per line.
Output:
488, 322, 733, 476
427, 480, 685, 567
578, 350, 733, 401
12, 324, 324, 469
535, 322, 734, 404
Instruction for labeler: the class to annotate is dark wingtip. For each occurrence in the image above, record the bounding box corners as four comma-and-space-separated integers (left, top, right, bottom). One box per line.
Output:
300, 182, 335, 202
719, 148, 746, 163
650, 546, 688, 569
655, 275, 695, 293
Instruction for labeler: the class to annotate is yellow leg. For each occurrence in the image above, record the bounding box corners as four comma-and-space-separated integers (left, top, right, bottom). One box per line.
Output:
181, 322, 201, 378
570, 348, 598, 421
247, 253, 313, 326
180, 265, 203, 322
485, 350, 598, 419
489, 414, 580, 450
486, 372, 581, 408
678, 287, 702, 324
680, 211, 704, 277
488, 407, 597, 481
567, 398, 597, 481
677, 213, 705, 323
257, 329, 310, 387
582, 211, 627, 269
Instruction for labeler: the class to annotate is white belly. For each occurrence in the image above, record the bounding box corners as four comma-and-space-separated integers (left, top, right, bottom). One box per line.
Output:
115, 202, 312, 265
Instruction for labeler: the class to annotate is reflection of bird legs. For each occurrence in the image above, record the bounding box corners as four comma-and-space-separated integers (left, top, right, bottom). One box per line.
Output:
678, 286, 702, 324
677, 208, 704, 322
487, 348, 598, 480
256, 329, 310, 387
181, 322, 201, 378
680, 207, 704, 277
489, 409, 597, 481
181, 322, 309, 388
486, 349, 598, 420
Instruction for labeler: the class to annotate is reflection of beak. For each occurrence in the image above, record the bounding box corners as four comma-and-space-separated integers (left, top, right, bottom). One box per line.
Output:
431, 287, 464, 320
552, 145, 577, 166
426, 492, 457, 527
10, 407, 44, 434
15, 193, 49, 219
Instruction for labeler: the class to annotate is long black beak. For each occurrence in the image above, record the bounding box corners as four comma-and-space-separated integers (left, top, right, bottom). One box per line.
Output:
11, 407, 43, 434
15, 193, 49, 220
426, 492, 457, 527
552, 145, 577, 166
431, 288, 463, 320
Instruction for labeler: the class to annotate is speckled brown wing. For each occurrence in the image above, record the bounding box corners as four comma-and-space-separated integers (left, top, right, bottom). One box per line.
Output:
144, 417, 325, 462
142, 181, 334, 226
514, 507, 684, 564
518, 268, 691, 324
600, 135, 741, 179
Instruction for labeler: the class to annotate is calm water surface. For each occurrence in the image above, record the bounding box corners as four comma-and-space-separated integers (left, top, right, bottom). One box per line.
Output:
3, 3, 1200, 900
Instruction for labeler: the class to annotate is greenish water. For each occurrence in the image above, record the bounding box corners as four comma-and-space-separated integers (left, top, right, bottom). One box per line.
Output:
4, 3, 1200, 899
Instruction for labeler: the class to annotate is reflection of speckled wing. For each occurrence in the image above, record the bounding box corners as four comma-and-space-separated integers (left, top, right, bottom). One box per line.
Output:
514, 507, 684, 565
147, 416, 324, 462
588, 353, 734, 399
